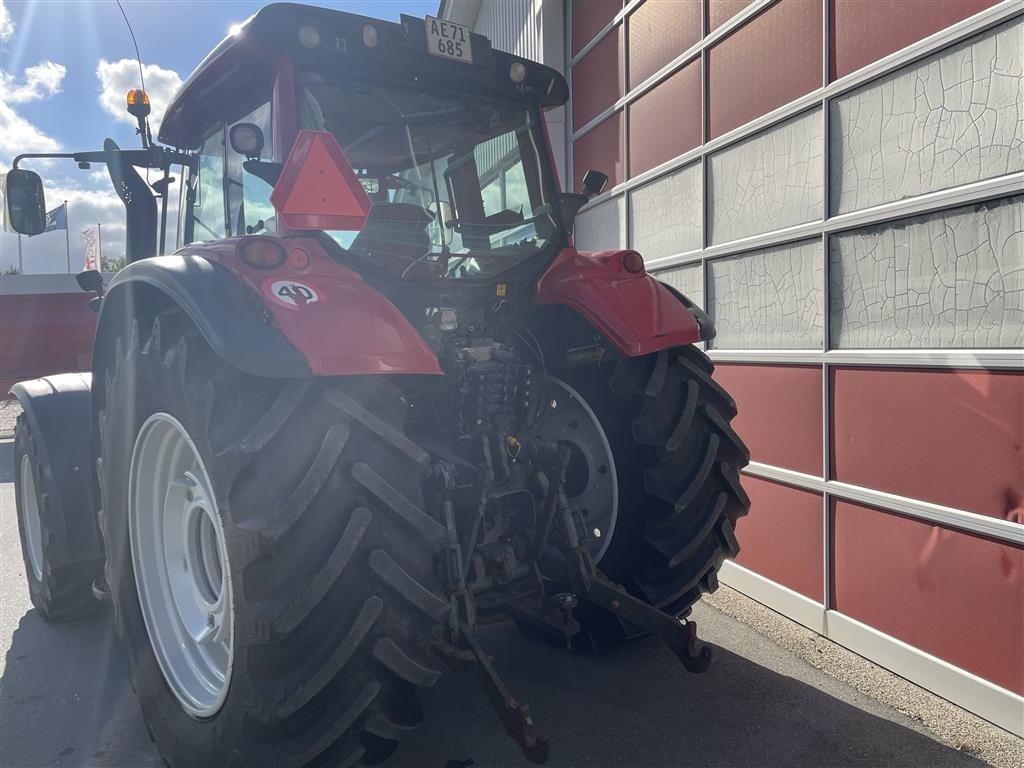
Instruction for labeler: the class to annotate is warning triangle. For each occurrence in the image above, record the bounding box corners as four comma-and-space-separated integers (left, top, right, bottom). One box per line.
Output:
270, 130, 372, 231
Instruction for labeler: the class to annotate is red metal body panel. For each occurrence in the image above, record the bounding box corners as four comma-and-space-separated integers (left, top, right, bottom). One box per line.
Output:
628, 60, 702, 178
831, 498, 1024, 694
571, 0, 622, 56
707, 0, 756, 31
831, 367, 1023, 522
572, 112, 624, 192
178, 237, 441, 376
829, 0, 997, 80
734, 476, 824, 601
536, 248, 701, 356
270, 131, 372, 231
707, 0, 822, 138
627, 0, 701, 89
571, 30, 623, 132
713, 363, 822, 475
1, 293, 96, 394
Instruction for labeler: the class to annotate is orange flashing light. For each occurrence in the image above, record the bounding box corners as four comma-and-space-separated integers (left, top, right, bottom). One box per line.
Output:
126, 89, 151, 119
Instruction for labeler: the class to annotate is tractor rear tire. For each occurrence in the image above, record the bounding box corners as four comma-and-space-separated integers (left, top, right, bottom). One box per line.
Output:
98, 311, 446, 768
13, 414, 104, 622
562, 346, 750, 648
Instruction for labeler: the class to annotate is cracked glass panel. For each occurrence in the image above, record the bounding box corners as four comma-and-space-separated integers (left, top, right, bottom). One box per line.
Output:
830, 195, 1024, 349
629, 163, 702, 260
708, 109, 823, 245
656, 261, 705, 309
707, 239, 824, 349
574, 195, 626, 251
830, 19, 1024, 216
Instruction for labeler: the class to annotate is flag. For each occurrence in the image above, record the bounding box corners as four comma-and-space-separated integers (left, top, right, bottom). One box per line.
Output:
82, 226, 99, 271
42, 202, 67, 233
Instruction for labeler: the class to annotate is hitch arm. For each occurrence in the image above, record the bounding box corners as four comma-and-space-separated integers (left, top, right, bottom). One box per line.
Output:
583, 575, 712, 673
461, 625, 550, 765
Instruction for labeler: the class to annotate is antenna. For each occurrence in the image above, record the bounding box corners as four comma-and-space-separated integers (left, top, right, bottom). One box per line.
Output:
116, 0, 151, 148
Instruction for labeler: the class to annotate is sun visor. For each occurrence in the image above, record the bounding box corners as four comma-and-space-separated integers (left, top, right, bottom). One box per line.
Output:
270, 130, 371, 231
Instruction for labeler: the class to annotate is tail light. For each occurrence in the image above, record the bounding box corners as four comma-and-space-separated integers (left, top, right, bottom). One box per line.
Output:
238, 238, 287, 269
622, 251, 645, 274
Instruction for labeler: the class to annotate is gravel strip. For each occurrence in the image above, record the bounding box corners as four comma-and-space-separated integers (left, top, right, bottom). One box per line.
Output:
704, 584, 1023, 768
0, 398, 21, 440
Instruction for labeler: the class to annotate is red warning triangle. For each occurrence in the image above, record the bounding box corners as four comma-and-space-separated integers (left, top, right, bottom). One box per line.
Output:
270, 130, 372, 231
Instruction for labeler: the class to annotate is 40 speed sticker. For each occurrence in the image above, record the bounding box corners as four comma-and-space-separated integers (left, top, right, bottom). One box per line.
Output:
264, 279, 322, 308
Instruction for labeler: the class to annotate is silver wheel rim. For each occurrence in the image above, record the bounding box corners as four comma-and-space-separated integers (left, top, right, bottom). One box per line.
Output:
536, 378, 618, 563
129, 412, 233, 718
20, 454, 45, 582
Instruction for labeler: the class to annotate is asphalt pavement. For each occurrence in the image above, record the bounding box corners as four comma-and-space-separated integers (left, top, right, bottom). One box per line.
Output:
0, 438, 992, 768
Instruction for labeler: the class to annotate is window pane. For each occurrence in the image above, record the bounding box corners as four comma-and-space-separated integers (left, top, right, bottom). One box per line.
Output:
194, 129, 227, 241
227, 102, 275, 237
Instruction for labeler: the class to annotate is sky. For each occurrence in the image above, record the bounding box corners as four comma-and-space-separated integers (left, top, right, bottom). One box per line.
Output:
0, 0, 439, 274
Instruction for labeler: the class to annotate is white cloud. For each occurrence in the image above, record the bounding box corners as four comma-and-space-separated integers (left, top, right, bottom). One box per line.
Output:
96, 58, 182, 135
0, 1, 13, 43
0, 100, 61, 171
1, 60, 67, 103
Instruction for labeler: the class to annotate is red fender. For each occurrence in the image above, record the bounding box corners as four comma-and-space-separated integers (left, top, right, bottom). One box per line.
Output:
179, 237, 441, 376
535, 248, 702, 356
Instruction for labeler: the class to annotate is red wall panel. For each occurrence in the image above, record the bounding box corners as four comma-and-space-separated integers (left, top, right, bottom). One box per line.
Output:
1, 293, 96, 387
831, 499, 1024, 694
831, 368, 1024, 523
572, 111, 624, 191
829, 0, 998, 81
713, 364, 822, 476
707, 0, 754, 32
627, 0, 701, 89
628, 61, 702, 177
571, 29, 623, 132
571, 0, 622, 56
707, 0, 822, 139
734, 476, 823, 601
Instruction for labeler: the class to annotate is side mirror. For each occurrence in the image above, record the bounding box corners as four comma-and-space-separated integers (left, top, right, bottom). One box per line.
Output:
230, 123, 265, 159
3, 169, 47, 236
76, 269, 105, 296
582, 169, 608, 198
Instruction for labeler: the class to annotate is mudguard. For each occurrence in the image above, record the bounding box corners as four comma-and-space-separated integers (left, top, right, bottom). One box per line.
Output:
96, 237, 441, 382
535, 248, 704, 356
10, 373, 105, 563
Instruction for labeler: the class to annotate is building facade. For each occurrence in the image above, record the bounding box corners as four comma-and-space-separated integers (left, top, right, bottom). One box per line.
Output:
440, 0, 1023, 734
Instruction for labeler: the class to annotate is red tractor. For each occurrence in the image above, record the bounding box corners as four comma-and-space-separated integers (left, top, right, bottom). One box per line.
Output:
5, 5, 749, 766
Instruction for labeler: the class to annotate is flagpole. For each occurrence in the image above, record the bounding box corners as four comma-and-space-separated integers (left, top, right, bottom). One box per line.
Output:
64, 201, 71, 273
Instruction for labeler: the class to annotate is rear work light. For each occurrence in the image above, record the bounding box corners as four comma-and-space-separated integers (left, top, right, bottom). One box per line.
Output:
622, 251, 645, 274
239, 238, 287, 269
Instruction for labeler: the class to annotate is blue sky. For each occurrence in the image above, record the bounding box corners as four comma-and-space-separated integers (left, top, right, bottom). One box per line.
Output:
1, 0, 439, 272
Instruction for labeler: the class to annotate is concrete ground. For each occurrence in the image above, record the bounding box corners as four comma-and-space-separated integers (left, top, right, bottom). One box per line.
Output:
1, 436, 1020, 768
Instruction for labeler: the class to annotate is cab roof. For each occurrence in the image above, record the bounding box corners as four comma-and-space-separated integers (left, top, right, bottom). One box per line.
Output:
158, 3, 569, 150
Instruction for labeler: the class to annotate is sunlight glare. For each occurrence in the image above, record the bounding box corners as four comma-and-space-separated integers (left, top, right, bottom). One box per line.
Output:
228, 22, 243, 36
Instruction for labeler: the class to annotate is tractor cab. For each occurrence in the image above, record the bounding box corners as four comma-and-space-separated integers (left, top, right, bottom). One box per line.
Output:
160, 4, 574, 282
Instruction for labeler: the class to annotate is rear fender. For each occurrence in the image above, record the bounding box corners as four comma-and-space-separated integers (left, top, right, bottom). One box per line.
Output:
10, 374, 104, 563
535, 248, 704, 356
95, 236, 441, 381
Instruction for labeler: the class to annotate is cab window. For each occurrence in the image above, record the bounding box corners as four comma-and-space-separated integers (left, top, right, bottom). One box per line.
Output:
193, 128, 228, 240
227, 102, 275, 236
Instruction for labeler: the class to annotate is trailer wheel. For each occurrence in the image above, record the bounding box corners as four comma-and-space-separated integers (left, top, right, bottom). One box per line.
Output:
98, 312, 446, 768
554, 346, 750, 648
13, 414, 103, 621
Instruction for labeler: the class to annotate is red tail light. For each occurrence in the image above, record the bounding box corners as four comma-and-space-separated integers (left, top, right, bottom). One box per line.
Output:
622, 251, 645, 274
239, 238, 287, 269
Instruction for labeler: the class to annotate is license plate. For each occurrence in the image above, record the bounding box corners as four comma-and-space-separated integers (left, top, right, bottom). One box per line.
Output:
425, 16, 473, 64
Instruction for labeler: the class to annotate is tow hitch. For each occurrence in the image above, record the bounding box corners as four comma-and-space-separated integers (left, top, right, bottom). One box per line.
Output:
433, 445, 713, 764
